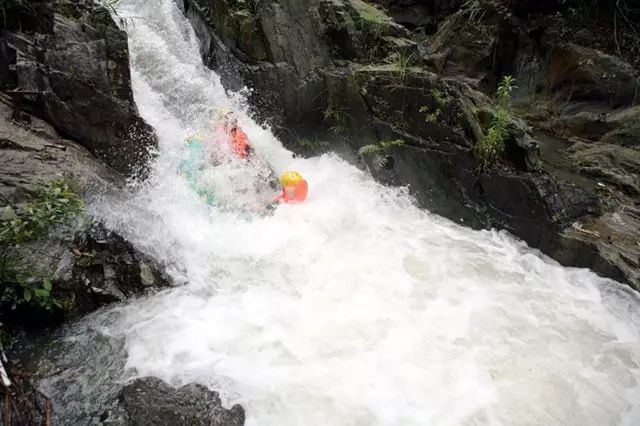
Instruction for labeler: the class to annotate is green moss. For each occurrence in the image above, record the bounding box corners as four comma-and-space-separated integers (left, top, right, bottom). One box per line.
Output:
350, 0, 392, 25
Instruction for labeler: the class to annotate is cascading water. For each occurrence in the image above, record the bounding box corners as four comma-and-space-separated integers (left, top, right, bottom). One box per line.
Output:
35, 0, 640, 424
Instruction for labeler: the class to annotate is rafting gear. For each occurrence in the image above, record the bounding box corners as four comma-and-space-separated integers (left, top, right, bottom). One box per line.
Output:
178, 135, 216, 206
277, 171, 308, 203
212, 108, 251, 159
230, 127, 250, 159
178, 136, 204, 181
279, 171, 304, 187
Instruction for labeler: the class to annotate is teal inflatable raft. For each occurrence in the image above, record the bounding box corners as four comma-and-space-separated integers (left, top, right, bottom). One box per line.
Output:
178, 136, 215, 206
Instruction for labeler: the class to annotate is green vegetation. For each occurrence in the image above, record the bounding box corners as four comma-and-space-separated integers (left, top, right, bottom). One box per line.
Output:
420, 89, 453, 123
0, 178, 83, 311
295, 138, 330, 152
323, 103, 350, 134
386, 50, 415, 83
460, 0, 488, 24
358, 139, 405, 168
475, 75, 516, 172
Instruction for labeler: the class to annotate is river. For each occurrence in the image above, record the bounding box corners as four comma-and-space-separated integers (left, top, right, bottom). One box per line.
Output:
37, 0, 640, 424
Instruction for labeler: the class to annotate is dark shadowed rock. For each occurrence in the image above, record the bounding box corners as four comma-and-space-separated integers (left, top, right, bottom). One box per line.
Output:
546, 43, 640, 108
423, 10, 499, 91
100, 377, 245, 426
0, 0, 157, 176
176, 0, 414, 144
569, 142, 640, 196
548, 105, 640, 148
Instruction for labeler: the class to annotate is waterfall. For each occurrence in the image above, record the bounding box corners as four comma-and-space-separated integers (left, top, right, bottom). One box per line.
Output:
41, 0, 640, 424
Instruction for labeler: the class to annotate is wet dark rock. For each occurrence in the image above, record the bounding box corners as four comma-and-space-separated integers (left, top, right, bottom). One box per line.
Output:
478, 170, 600, 243
559, 207, 640, 290
0, 102, 118, 204
62, 222, 170, 315
553, 105, 640, 147
0, 103, 168, 328
176, 0, 414, 144
100, 377, 245, 426
569, 142, 640, 196
423, 11, 500, 91
546, 43, 640, 108
0, 0, 157, 176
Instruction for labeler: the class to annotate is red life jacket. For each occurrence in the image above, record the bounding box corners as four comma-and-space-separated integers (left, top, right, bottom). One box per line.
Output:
277, 180, 308, 203
229, 128, 249, 159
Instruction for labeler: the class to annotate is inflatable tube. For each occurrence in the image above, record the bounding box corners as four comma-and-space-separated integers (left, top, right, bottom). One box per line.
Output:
178, 136, 215, 206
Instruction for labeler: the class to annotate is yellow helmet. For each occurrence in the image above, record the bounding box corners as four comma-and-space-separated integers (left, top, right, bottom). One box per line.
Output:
280, 170, 304, 187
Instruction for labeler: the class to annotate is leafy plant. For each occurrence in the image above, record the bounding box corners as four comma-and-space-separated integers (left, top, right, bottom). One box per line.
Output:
323, 103, 350, 134
0, 178, 83, 311
420, 89, 453, 123
358, 139, 405, 168
475, 75, 516, 172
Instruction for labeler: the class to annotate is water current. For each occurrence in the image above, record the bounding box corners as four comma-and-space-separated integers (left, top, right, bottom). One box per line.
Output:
37, 0, 640, 424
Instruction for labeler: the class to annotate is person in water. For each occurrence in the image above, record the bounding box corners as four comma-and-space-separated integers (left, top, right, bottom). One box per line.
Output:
276, 170, 308, 203
218, 109, 252, 159
214, 110, 309, 204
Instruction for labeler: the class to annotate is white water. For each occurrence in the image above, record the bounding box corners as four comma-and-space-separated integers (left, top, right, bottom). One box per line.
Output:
80, 0, 640, 424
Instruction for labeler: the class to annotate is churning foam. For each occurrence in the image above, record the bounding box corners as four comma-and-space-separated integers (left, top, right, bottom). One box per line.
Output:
83, 0, 640, 424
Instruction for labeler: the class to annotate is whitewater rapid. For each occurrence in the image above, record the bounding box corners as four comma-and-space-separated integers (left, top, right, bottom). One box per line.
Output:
48, 0, 640, 424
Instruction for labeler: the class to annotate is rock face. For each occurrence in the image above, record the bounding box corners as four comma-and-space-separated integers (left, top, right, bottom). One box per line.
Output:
176, 0, 640, 288
547, 43, 639, 107
0, 0, 156, 175
100, 377, 245, 426
175, 0, 414, 142
0, 103, 168, 327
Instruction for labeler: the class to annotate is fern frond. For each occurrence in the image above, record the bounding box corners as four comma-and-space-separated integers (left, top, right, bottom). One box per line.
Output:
358, 144, 383, 156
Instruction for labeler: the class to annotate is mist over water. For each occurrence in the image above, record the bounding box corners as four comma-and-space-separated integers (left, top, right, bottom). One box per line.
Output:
45, 0, 640, 424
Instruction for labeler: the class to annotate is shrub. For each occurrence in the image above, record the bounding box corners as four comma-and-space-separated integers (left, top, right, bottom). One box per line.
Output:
0, 178, 83, 311
420, 89, 454, 123
475, 75, 516, 172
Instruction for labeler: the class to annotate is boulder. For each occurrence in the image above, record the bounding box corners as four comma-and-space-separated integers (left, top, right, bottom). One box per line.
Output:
560, 207, 640, 291
100, 377, 245, 426
546, 43, 640, 107
478, 169, 600, 244
569, 142, 640, 195
0, 0, 157, 176
601, 106, 640, 146
422, 11, 499, 90
548, 104, 640, 147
